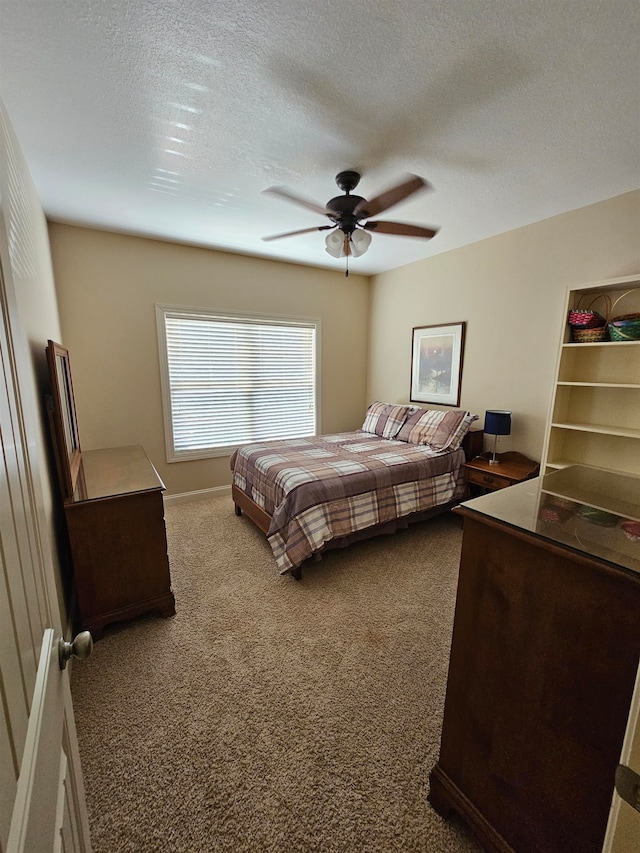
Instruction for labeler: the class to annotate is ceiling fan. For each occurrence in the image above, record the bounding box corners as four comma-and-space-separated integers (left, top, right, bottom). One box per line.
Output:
262, 171, 439, 276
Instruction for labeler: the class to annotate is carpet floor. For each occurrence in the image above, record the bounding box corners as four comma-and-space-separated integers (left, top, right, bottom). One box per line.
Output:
71, 495, 481, 853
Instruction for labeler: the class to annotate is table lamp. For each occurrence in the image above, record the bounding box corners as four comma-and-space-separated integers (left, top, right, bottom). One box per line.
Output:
484, 410, 512, 465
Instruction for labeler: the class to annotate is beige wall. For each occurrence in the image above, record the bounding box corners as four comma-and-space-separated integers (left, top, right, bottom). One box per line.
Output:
49, 190, 640, 496
368, 190, 640, 462
0, 97, 69, 625
48, 225, 370, 495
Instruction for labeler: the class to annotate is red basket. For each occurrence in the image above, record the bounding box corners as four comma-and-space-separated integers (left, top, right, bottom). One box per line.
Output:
567, 309, 604, 328
567, 293, 611, 329
621, 520, 640, 542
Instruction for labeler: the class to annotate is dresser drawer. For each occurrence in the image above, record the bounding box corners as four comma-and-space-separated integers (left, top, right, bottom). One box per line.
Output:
466, 467, 512, 490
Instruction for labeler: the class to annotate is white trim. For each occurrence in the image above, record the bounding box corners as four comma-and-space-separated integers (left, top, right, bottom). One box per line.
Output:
155, 304, 176, 465
569, 273, 640, 293
163, 484, 231, 506
602, 660, 640, 852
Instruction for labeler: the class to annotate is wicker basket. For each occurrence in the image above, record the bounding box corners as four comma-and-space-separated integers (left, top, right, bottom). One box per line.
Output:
571, 325, 608, 343
621, 520, 640, 542
539, 507, 563, 525
576, 504, 619, 526
608, 312, 640, 342
568, 294, 609, 326
567, 309, 605, 328
546, 495, 575, 510
567, 293, 610, 342
607, 290, 640, 342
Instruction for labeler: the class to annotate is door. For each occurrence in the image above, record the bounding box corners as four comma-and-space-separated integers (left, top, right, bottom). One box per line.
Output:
0, 99, 91, 850
602, 660, 640, 852
7, 630, 91, 853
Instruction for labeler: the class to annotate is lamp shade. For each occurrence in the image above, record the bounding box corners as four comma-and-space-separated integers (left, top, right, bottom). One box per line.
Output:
325, 229, 346, 258
484, 410, 511, 436
349, 228, 372, 257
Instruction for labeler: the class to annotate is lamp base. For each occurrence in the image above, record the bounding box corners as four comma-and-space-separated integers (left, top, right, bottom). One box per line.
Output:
488, 433, 502, 465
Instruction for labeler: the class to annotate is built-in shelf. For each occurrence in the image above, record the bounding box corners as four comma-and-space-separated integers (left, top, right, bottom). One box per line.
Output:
562, 340, 640, 349
544, 460, 569, 470
557, 382, 640, 388
541, 466, 640, 522
542, 274, 640, 476
545, 459, 640, 473
551, 422, 640, 439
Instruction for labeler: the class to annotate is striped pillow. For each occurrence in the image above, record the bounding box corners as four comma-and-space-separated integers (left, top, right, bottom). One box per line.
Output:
396, 408, 478, 450
446, 411, 480, 450
361, 401, 411, 439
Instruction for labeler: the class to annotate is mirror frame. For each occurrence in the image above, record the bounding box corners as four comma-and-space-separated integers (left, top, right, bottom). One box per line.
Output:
46, 340, 81, 498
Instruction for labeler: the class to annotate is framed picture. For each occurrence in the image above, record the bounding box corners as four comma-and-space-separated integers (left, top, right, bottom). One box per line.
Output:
410, 322, 466, 407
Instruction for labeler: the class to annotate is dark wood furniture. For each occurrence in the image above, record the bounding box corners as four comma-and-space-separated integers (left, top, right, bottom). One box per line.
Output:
64, 445, 175, 639
429, 468, 640, 853
45, 341, 175, 639
464, 450, 539, 495
463, 428, 484, 461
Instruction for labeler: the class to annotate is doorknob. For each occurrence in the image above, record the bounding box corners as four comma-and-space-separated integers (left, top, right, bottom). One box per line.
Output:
58, 631, 93, 670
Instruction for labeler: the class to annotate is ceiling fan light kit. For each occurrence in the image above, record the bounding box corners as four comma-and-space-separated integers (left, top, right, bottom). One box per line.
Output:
348, 229, 372, 257
324, 228, 347, 258
263, 170, 439, 276
324, 227, 371, 259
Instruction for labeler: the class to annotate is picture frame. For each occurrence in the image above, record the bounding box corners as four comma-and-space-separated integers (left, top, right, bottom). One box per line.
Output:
410, 322, 466, 407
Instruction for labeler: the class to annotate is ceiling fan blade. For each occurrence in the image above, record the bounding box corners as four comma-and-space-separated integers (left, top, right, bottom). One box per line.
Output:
262, 225, 333, 242
263, 186, 333, 217
363, 221, 439, 239
354, 174, 429, 219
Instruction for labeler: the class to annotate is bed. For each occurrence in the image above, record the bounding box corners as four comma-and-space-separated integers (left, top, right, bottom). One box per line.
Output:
230, 402, 481, 578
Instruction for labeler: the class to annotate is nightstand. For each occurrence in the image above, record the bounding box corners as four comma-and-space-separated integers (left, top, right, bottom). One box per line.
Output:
464, 451, 540, 495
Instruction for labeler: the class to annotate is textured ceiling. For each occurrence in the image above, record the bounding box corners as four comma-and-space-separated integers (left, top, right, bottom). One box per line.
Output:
1, 0, 639, 275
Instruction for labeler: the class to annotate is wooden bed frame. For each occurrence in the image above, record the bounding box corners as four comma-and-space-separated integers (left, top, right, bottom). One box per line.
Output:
232, 428, 483, 579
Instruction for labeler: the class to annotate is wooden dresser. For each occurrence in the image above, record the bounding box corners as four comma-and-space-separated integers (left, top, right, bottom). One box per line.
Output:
64, 445, 176, 639
429, 466, 640, 853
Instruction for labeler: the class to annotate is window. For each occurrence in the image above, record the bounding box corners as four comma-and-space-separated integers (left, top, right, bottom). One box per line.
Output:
156, 306, 320, 461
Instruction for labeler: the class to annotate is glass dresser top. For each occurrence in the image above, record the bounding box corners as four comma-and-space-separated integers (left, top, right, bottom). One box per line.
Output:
460, 465, 640, 575
69, 445, 165, 502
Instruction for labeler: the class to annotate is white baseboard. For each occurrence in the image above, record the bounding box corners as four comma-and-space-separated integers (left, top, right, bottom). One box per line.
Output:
163, 484, 231, 506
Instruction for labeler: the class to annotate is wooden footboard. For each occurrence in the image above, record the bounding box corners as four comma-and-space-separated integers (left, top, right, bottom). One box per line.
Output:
232, 484, 271, 534
233, 483, 306, 576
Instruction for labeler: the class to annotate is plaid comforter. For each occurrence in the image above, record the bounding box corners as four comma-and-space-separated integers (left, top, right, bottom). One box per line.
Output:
230, 431, 466, 574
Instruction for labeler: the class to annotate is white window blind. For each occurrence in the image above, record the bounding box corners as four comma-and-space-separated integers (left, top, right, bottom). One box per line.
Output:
157, 307, 318, 460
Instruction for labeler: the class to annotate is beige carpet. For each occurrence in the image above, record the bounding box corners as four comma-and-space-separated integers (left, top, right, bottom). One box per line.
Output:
72, 495, 482, 853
